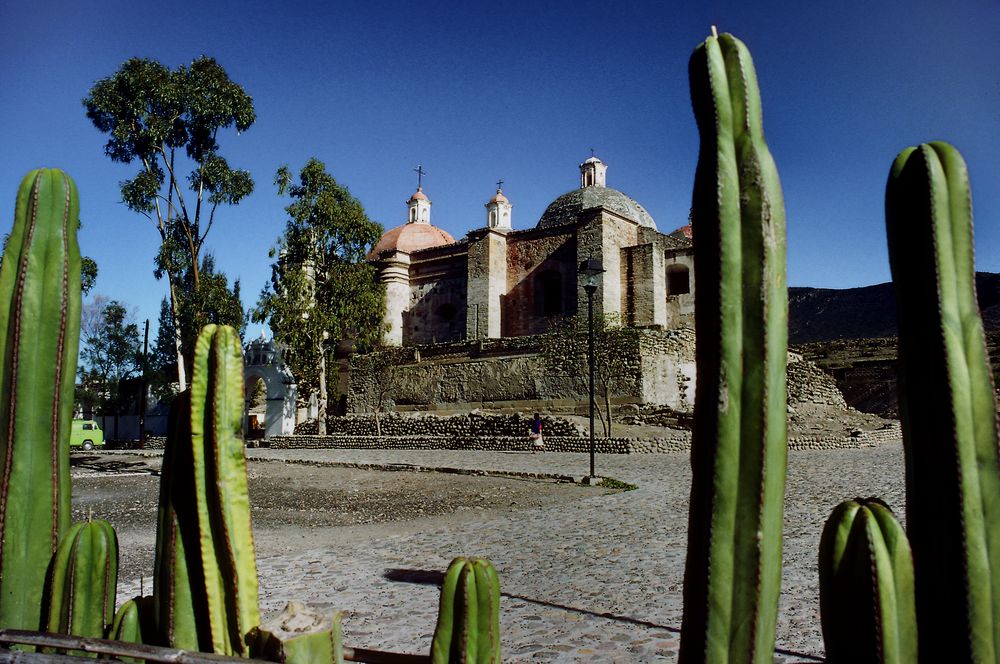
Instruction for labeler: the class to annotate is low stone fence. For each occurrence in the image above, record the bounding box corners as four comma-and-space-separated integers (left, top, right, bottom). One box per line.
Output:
269, 434, 689, 454
143, 422, 902, 454
295, 412, 586, 438
268, 422, 902, 455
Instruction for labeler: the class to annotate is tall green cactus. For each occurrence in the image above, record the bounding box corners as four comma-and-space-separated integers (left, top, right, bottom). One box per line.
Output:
431, 557, 501, 664
44, 519, 119, 645
680, 31, 788, 664
153, 324, 260, 655
886, 141, 1000, 663
0, 169, 81, 632
819, 498, 917, 664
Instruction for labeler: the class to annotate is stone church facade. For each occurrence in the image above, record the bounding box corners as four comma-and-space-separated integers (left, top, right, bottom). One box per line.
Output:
367, 156, 695, 346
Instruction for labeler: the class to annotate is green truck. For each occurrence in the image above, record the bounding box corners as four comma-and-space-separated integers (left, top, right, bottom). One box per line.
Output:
70, 419, 104, 450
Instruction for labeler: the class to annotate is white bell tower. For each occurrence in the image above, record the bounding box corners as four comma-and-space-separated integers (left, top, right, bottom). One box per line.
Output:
580, 153, 607, 188
485, 179, 512, 231
407, 164, 432, 223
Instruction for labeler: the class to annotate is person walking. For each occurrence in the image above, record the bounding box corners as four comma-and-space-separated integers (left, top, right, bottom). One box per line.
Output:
529, 412, 545, 453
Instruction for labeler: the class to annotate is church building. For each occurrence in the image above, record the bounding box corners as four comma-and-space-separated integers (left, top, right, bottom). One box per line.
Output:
367, 156, 695, 346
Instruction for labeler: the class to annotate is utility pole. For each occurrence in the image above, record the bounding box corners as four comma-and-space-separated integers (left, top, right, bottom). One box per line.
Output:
138, 319, 149, 448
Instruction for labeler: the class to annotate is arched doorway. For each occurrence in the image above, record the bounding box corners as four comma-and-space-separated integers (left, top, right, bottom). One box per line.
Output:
243, 335, 297, 438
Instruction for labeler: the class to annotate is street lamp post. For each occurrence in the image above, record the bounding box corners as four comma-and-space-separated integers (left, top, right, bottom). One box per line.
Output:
579, 257, 605, 480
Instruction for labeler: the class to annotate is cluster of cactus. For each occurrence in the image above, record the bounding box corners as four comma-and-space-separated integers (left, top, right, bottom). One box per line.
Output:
680, 29, 789, 664
677, 31, 1000, 664
0, 169, 82, 633
431, 556, 502, 664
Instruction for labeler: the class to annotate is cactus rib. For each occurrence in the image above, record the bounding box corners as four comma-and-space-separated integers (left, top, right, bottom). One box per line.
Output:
431, 557, 501, 664
0, 169, 81, 632
153, 324, 260, 655
43, 519, 119, 656
818, 498, 917, 664
680, 32, 788, 664
886, 141, 1000, 663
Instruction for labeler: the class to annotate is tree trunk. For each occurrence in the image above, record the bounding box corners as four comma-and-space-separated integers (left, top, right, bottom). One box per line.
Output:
374, 408, 382, 438
317, 347, 327, 436
595, 400, 608, 438
167, 275, 187, 392
603, 388, 613, 438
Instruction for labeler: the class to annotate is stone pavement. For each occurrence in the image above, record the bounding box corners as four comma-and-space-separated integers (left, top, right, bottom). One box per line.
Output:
119, 443, 908, 662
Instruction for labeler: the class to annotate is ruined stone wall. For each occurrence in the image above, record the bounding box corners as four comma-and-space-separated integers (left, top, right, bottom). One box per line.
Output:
269, 421, 903, 454
623, 243, 659, 327
787, 357, 849, 409
601, 214, 640, 319
347, 329, 692, 412
502, 231, 576, 336
296, 411, 585, 437
664, 249, 695, 328
638, 327, 697, 409
405, 257, 467, 344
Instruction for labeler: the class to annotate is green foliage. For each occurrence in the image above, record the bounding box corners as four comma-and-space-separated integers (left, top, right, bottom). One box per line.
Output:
149, 297, 180, 404
540, 313, 639, 437
83, 56, 254, 376
44, 519, 119, 647
886, 142, 1000, 663
254, 158, 385, 433
78, 296, 142, 416
819, 498, 916, 664
597, 477, 637, 491
154, 325, 259, 655
0, 169, 81, 634
81, 256, 98, 295
431, 557, 502, 664
176, 254, 245, 373
680, 32, 788, 664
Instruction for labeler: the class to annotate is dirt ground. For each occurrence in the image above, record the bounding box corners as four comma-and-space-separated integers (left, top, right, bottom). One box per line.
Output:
70, 453, 598, 585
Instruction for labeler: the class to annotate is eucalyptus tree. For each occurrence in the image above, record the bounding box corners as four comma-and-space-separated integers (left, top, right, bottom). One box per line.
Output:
254, 158, 384, 434
83, 56, 254, 389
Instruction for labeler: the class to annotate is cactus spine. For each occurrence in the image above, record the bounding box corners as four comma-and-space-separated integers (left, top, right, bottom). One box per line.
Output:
431, 557, 501, 664
44, 519, 119, 647
153, 324, 260, 655
886, 141, 1000, 663
819, 498, 917, 664
0, 169, 81, 631
680, 31, 788, 664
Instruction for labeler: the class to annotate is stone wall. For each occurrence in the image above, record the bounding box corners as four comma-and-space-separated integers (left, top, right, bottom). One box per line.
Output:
406, 268, 468, 345
787, 357, 848, 409
269, 421, 903, 454
347, 328, 692, 413
295, 411, 585, 437
502, 231, 576, 336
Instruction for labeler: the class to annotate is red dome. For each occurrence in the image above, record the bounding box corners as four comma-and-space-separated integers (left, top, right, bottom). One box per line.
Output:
368, 223, 455, 259
408, 189, 429, 201
668, 223, 692, 240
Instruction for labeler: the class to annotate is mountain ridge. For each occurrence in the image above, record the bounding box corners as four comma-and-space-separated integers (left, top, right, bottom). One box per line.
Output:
788, 272, 1000, 344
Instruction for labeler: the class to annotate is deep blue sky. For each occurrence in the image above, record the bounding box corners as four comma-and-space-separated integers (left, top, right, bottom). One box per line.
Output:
2, 1, 999, 339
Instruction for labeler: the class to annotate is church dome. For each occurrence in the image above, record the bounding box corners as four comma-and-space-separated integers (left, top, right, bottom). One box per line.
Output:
368, 223, 455, 259
537, 186, 657, 230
